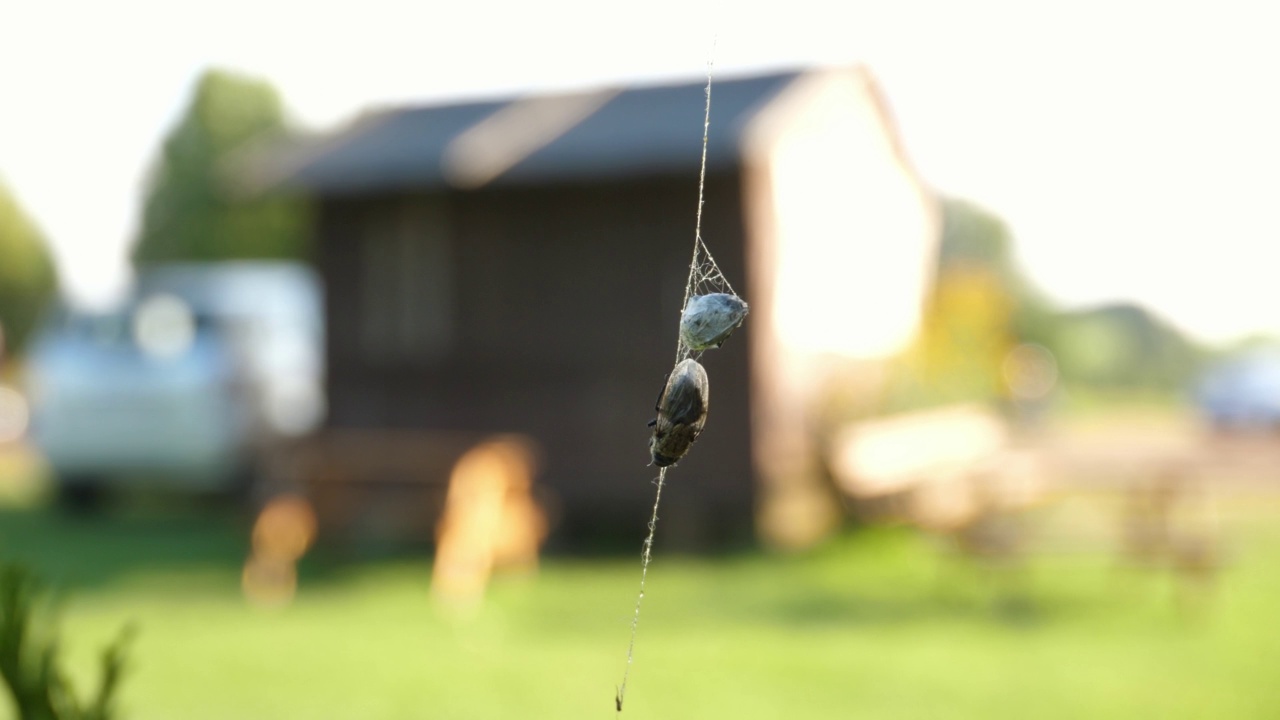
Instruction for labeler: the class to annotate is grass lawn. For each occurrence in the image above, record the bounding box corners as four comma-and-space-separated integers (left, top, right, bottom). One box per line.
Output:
1, 496, 1279, 720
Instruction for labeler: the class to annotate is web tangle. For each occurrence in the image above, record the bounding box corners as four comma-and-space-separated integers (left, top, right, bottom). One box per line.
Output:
675, 236, 738, 364
617, 44, 744, 714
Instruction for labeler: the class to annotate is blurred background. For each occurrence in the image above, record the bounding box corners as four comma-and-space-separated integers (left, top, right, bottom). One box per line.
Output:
2, 1, 1280, 718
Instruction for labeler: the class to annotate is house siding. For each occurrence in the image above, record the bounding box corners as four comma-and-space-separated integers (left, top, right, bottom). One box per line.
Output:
316, 171, 756, 547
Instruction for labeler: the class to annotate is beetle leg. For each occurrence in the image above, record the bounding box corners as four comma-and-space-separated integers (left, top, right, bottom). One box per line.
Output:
652, 370, 671, 413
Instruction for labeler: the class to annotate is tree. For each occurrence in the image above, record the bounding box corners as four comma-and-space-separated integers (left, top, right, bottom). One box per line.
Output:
1054, 303, 1204, 392
936, 197, 1058, 347
0, 180, 58, 356
885, 198, 1029, 411
132, 69, 308, 265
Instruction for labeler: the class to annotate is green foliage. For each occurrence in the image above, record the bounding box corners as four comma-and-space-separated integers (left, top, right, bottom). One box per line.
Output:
939, 197, 1060, 347
1055, 303, 1205, 392
881, 198, 1026, 413
131, 69, 309, 265
873, 196, 1210, 414
0, 183, 58, 356
937, 197, 1016, 277
0, 564, 132, 720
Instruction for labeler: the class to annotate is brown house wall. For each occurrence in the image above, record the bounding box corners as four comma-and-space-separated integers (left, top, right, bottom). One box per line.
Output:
315, 170, 755, 547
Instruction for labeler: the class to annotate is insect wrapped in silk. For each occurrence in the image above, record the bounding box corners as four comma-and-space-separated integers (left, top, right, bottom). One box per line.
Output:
679, 293, 748, 352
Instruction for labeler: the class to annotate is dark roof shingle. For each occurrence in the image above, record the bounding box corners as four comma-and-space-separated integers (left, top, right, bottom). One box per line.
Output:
266, 71, 802, 194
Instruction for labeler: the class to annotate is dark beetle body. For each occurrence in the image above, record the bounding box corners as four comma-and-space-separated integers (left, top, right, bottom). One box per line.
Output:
648, 358, 710, 467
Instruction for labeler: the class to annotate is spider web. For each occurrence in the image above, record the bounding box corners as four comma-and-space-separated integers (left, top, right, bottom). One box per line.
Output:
618, 46, 731, 714
673, 50, 737, 366
675, 235, 738, 364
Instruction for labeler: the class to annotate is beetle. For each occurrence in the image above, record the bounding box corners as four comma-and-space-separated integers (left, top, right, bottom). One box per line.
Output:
647, 358, 710, 467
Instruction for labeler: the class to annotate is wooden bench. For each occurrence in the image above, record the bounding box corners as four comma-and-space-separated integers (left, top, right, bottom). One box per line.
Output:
827, 403, 1049, 532
261, 430, 482, 548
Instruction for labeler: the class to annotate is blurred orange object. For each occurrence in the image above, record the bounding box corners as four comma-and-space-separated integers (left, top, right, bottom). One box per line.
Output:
242, 494, 318, 608
241, 554, 298, 609
432, 436, 547, 609
252, 494, 318, 563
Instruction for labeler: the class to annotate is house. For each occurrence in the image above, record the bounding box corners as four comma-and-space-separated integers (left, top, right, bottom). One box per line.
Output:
251, 66, 939, 550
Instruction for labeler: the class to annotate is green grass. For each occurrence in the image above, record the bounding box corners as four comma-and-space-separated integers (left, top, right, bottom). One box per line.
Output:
1, 502, 1279, 720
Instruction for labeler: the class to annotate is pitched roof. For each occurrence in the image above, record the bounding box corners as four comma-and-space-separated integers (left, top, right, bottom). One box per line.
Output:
253, 70, 804, 195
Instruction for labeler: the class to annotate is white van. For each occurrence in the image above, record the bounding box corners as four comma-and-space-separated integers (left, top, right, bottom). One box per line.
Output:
26, 262, 323, 505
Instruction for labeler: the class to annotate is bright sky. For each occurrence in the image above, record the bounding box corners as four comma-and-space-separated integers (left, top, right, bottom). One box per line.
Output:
2, 0, 1277, 344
